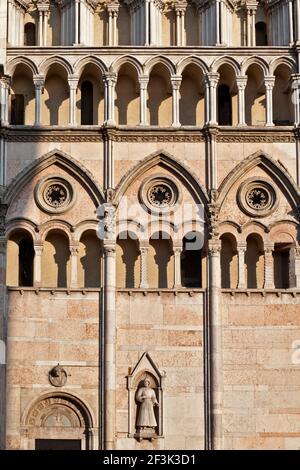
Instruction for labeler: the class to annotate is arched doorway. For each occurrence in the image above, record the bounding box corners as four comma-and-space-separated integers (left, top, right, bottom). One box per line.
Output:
22, 393, 94, 450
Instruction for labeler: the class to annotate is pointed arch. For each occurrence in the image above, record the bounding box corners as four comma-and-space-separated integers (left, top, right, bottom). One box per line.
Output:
144, 56, 176, 76
74, 55, 108, 77
4, 149, 105, 208
6, 56, 38, 76
217, 151, 300, 213
113, 150, 209, 210
110, 55, 143, 76
39, 56, 73, 76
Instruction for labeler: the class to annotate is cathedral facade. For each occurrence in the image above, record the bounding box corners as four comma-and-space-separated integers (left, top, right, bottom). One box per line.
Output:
0, 0, 300, 451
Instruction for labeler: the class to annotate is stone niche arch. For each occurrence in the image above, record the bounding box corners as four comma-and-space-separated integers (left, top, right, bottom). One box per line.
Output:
22, 393, 94, 450
127, 352, 166, 441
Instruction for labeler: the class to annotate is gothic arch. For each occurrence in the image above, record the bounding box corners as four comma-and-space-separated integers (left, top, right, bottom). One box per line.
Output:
74, 56, 107, 77
39, 56, 74, 76
217, 151, 300, 214
6, 56, 38, 76
210, 56, 240, 75
177, 56, 209, 75
3, 149, 105, 208
144, 56, 176, 76
241, 56, 269, 76
110, 55, 143, 76
113, 150, 209, 210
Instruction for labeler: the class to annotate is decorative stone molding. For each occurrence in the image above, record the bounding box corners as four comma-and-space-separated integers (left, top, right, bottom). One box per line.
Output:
34, 175, 76, 214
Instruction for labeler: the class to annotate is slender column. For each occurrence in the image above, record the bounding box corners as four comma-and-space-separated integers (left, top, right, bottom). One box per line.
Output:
289, 0, 294, 44
139, 245, 149, 289
108, 10, 113, 46
289, 247, 300, 288
246, 8, 251, 46
204, 76, 210, 124
33, 75, 44, 127
33, 244, 43, 287
216, 0, 220, 44
43, 11, 48, 46
68, 76, 79, 126
97, 204, 117, 450
265, 76, 275, 127
0, 77, 11, 127
181, 10, 185, 46
236, 75, 247, 126
75, 0, 79, 44
264, 242, 275, 289
38, 10, 43, 46
171, 75, 182, 128
208, 240, 223, 449
70, 245, 79, 288
205, 72, 219, 125
237, 243, 247, 289
113, 11, 118, 46
139, 76, 149, 126
173, 245, 182, 288
251, 9, 257, 46
145, 0, 150, 45
103, 73, 117, 126
220, 0, 225, 44
297, 0, 300, 42
292, 74, 300, 126
176, 10, 180, 46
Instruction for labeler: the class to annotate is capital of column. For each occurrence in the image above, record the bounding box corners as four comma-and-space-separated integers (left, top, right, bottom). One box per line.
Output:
264, 76, 276, 90
236, 75, 248, 90
291, 74, 300, 89
208, 240, 221, 257
37, 2, 50, 13
103, 72, 118, 86
34, 243, 44, 256
70, 245, 79, 256
264, 242, 274, 256
103, 241, 116, 257
139, 76, 149, 90
237, 242, 247, 253
68, 75, 79, 90
1, 75, 11, 89
171, 75, 182, 90
172, 0, 187, 13
205, 73, 220, 88
33, 75, 45, 90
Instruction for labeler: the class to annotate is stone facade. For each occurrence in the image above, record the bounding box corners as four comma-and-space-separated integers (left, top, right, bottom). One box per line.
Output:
0, 0, 300, 451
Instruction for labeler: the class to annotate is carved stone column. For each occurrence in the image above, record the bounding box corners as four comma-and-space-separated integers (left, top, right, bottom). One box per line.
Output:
205, 73, 220, 125
139, 76, 149, 126
171, 75, 182, 128
33, 243, 43, 288
107, 2, 119, 46
97, 203, 117, 450
264, 242, 275, 289
237, 243, 247, 289
70, 244, 79, 288
288, 0, 294, 44
75, 0, 80, 44
208, 240, 223, 449
139, 244, 149, 289
173, 244, 182, 288
236, 76, 247, 127
103, 73, 117, 126
265, 76, 275, 127
173, 1, 187, 46
291, 74, 300, 126
33, 75, 44, 127
296, 0, 300, 43
68, 76, 79, 126
0, 76, 11, 127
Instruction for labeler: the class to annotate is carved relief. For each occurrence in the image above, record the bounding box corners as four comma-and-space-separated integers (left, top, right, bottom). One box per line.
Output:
49, 364, 68, 388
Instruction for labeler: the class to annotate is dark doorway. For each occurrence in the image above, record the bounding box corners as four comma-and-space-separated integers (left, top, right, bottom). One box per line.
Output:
35, 439, 81, 450
256, 22, 267, 46
217, 84, 232, 125
24, 23, 36, 46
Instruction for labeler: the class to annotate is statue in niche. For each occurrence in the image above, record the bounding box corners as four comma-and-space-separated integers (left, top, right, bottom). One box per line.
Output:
135, 377, 159, 440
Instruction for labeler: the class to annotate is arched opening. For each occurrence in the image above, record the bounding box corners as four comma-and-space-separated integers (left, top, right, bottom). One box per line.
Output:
115, 64, 139, 125
117, 2, 131, 45
116, 232, 140, 288
43, 64, 69, 125
77, 64, 104, 125
148, 64, 172, 126
24, 22, 36, 46
78, 230, 102, 288
48, 1, 61, 46
217, 64, 237, 125
25, 393, 93, 450
255, 22, 267, 46
179, 64, 205, 126
245, 64, 266, 126
81, 81, 93, 125
220, 233, 238, 288
273, 64, 293, 126
7, 230, 34, 287
148, 232, 173, 288
273, 243, 291, 289
42, 230, 70, 288
245, 234, 264, 289
10, 64, 35, 125
181, 232, 203, 287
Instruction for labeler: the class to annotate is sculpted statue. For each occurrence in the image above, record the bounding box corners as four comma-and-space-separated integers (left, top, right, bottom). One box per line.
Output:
135, 378, 159, 435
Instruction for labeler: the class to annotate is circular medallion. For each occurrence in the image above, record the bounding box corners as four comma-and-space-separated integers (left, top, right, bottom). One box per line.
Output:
35, 176, 75, 214
139, 176, 180, 214
238, 178, 278, 217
